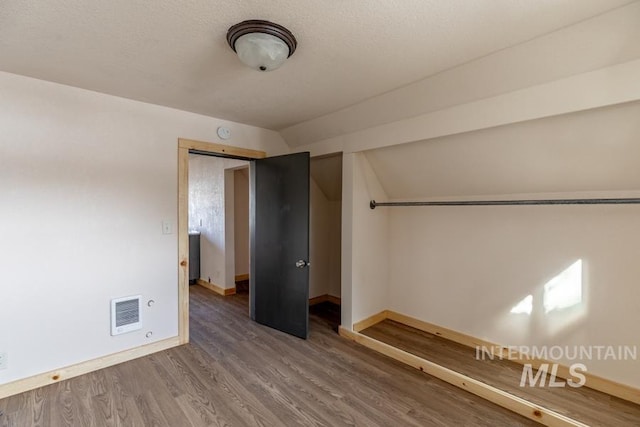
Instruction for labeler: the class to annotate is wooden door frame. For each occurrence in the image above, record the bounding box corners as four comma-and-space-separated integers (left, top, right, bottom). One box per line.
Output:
178, 138, 266, 344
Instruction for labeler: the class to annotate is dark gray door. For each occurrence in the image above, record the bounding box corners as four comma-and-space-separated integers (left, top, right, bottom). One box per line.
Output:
250, 152, 310, 339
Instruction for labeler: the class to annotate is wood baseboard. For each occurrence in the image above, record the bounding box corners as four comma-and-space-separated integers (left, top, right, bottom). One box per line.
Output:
309, 294, 342, 306
326, 295, 341, 305
352, 310, 389, 332
385, 310, 640, 406
387, 311, 496, 352
197, 279, 236, 296
309, 295, 327, 306
0, 336, 180, 400
338, 327, 585, 427
234, 274, 249, 282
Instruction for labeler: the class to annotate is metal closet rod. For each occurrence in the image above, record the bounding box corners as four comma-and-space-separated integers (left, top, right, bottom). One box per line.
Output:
369, 198, 640, 209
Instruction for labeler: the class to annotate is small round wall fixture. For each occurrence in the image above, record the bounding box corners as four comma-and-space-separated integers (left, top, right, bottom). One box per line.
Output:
217, 126, 231, 140
227, 20, 297, 72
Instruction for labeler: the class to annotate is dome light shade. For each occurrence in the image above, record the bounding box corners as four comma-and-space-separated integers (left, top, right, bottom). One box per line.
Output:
235, 33, 289, 71
227, 20, 297, 72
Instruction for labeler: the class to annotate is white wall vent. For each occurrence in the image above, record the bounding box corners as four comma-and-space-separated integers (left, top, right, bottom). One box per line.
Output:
111, 295, 142, 336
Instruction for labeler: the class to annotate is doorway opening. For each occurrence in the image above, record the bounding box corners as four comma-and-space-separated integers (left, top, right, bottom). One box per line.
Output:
188, 154, 249, 295
308, 153, 343, 330
179, 138, 340, 342
177, 138, 266, 344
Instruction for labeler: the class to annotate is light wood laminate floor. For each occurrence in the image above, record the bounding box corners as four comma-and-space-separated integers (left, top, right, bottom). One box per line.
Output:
0, 287, 538, 426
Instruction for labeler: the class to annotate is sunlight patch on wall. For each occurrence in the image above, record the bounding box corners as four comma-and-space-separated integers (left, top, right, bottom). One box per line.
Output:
506, 259, 587, 339
509, 259, 584, 317
510, 294, 533, 315
543, 259, 583, 313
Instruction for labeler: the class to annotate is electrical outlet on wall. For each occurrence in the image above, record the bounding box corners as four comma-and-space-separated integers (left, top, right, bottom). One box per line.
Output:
0, 352, 8, 370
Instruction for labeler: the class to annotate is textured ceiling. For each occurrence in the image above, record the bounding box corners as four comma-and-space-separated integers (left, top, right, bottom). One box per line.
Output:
283, 2, 640, 147
0, 0, 633, 131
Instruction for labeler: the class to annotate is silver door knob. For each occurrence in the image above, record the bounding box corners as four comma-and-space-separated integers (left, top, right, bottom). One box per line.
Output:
295, 260, 310, 268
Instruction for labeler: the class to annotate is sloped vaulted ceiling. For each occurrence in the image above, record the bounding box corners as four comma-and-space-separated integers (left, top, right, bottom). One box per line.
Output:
364, 101, 640, 200
0, 0, 633, 136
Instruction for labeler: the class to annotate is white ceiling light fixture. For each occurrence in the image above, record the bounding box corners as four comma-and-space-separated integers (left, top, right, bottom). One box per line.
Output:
227, 20, 297, 72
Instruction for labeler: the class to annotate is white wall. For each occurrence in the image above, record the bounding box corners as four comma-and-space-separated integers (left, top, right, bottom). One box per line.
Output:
188, 155, 247, 289
309, 178, 331, 299
0, 71, 288, 385
327, 200, 341, 298
308, 177, 343, 300
341, 153, 389, 327
310, 155, 342, 300
233, 168, 249, 277
369, 102, 640, 388
223, 168, 236, 289
388, 202, 640, 387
